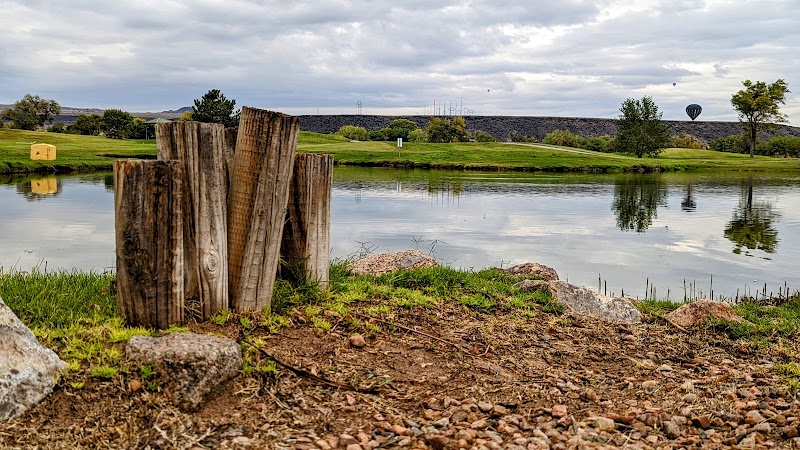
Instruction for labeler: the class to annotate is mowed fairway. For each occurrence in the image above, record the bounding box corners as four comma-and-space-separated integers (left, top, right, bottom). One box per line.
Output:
3, 128, 800, 173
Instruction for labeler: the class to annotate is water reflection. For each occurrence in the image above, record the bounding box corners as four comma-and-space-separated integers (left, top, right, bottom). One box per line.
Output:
1, 175, 64, 201
681, 185, 697, 212
724, 178, 779, 256
611, 176, 668, 232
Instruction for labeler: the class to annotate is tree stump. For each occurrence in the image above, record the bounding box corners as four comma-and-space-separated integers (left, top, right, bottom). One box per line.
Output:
281, 153, 333, 288
114, 160, 184, 328
227, 107, 299, 312
156, 122, 229, 320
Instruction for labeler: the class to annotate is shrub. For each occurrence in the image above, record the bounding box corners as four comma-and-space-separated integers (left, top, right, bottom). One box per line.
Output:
48, 122, 67, 133
669, 134, 706, 149
367, 129, 388, 141
408, 129, 427, 142
709, 135, 747, 154
425, 117, 470, 143
336, 125, 368, 141
473, 130, 496, 142
509, 130, 536, 143
584, 135, 616, 152
756, 135, 800, 157
542, 129, 587, 148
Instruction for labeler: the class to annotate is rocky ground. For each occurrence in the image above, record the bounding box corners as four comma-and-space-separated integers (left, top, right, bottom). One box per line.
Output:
2, 292, 799, 450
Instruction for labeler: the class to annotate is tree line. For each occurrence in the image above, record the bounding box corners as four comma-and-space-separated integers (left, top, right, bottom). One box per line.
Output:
1, 80, 790, 156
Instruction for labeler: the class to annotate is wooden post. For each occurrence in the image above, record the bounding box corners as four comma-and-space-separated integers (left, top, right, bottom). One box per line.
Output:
281, 153, 333, 289
114, 160, 184, 329
156, 122, 229, 321
228, 107, 299, 312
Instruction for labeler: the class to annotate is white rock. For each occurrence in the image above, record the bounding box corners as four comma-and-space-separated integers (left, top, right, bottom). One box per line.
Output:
0, 295, 66, 421
547, 281, 642, 324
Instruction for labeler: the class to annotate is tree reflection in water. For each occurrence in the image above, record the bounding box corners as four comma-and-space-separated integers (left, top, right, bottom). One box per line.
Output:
681, 184, 697, 212
723, 179, 779, 256
611, 175, 668, 232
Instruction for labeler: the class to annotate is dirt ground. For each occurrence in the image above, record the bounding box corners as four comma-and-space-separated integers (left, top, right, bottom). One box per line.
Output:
2, 299, 799, 450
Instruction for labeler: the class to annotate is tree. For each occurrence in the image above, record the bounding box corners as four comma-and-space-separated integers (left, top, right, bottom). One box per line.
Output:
424, 116, 470, 143
192, 89, 240, 127
1, 94, 61, 130
730, 79, 790, 158
101, 109, 134, 139
68, 114, 103, 135
384, 119, 420, 141
615, 96, 671, 158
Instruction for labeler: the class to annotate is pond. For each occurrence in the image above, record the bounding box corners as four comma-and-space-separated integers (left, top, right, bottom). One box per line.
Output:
1, 168, 799, 300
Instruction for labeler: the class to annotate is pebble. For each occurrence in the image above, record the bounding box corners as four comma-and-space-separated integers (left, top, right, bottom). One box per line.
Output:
471, 418, 488, 430
752, 422, 771, 433
551, 405, 568, 418
345, 445, 363, 450
662, 421, 682, 439
425, 434, 449, 449
231, 436, 253, 446
593, 417, 616, 432
642, 380, 659, 391
348, 334, 366, 348
478, 401, 493, 412
745, 410, 766, 425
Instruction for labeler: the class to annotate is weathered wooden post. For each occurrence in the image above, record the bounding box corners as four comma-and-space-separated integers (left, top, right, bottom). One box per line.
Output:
114, 160, 184, 328
228, 107, 299, 312
281, 153, 333, 288
156, 121, 229, 321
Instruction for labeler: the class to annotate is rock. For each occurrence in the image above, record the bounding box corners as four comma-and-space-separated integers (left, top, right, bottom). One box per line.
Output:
692, 415, 712, 429
547, 281, 642, 324
349, 334, 366, 348
0, 295, 66, 421
663, 299, 750, 329
501, 263, 559, 281
125, 332, 242, 411
513, 280, 550, 293
781, 426, 798, 438
744, 410, 765, 425
752, 422, 771, 433
349, 250, 438, 276
551, 404, 568, 418
478, 401, 494, 412
593, 416, 616, 432
425, 434, 449, 449
662, 420, 682, 439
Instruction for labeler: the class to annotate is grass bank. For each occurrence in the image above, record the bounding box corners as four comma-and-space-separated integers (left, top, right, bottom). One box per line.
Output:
1, 267, 798, 390
4, 128, 800, 174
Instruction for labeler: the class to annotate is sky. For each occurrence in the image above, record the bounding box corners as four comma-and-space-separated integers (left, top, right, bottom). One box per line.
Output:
1, 0, 798, 123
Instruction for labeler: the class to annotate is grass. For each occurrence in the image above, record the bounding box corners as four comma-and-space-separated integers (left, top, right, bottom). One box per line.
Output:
4, 127, 800, 174
2, 265, 799, 390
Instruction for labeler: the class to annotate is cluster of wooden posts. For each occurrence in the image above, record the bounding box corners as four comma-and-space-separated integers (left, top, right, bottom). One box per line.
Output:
114, 107, 333, 329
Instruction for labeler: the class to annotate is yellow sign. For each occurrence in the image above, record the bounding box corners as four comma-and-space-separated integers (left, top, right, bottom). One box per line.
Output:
30, 144, 57, 160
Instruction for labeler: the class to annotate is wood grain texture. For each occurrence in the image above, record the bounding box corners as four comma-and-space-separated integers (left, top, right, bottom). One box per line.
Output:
156, 122, 229, 320
228, 107, 299, 312
280, 153, 333, 289
114, 160, 184, 329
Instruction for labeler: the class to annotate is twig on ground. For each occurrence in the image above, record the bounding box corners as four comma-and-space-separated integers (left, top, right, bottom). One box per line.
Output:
354, 312, 470, 355
652, 313, 689, 333
255, 346, 379, 394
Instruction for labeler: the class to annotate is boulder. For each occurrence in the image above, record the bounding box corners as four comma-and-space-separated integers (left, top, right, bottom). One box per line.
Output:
547, 281, 642, 324
125, 332, 242, 411
501, 263, 559, 281
664, 299, 748, 329
513, 279, 550, 292
1, 295, 66, 421
349, 249, 439, 276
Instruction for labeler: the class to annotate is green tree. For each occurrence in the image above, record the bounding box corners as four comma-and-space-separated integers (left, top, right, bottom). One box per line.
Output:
336, 125, 368, 141
68, 114, 103, 135
407, 129, 427, 142
724, 179, 779, 255
192, 89, 240, 127
611, 175, 668, 232
615, 96, 671, 158
730, 79, 790, 158
1, 94, 61, 130
424, 116, 470, 143
48, 122, 67, 133
101, 109, 134, 139
542, 129, 587, 148
384, 119, 420, 141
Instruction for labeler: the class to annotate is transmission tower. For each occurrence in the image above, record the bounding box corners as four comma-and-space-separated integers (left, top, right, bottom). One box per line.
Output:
357, 100, 363, 115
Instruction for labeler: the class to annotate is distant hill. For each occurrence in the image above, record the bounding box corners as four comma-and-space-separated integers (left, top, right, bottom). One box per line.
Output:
161, 106, 192, 114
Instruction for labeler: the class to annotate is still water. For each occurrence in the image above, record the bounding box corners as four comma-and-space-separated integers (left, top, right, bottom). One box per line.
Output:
1, 168, 799, 300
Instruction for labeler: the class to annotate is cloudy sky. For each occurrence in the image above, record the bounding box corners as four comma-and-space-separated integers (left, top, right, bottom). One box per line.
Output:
1, 0, 798, 123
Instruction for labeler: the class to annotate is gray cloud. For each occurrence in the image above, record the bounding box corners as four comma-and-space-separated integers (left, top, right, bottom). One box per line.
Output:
0, 0, 797, 123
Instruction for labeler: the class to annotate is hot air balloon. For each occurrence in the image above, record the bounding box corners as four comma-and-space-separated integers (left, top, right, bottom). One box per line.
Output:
686, 104, 702, 121
673, 82, 676, 86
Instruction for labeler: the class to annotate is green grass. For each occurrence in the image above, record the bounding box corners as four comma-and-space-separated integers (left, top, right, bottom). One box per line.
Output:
302, 140, 800, 172
4, 127, 800, 174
